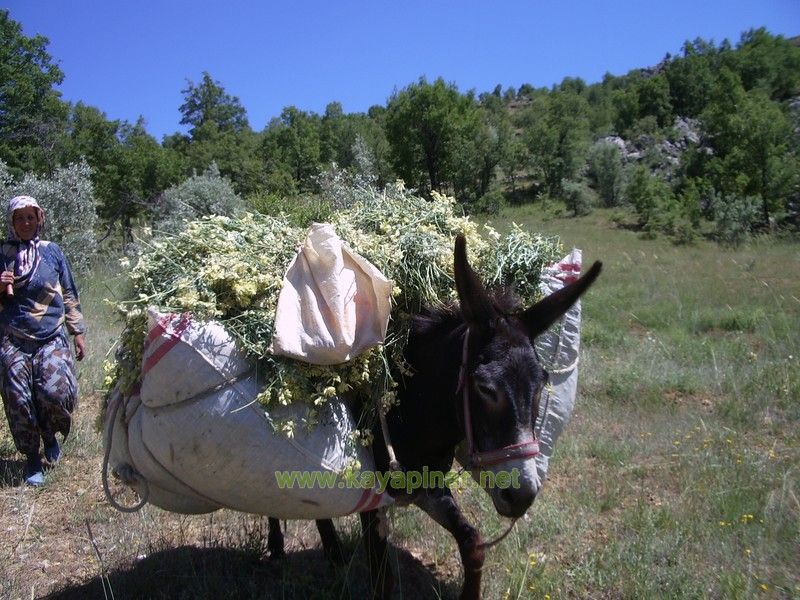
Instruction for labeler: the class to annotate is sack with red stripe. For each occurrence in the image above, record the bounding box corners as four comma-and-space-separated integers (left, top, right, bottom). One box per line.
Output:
533, 249, 584, 482
103, 308, 390, 519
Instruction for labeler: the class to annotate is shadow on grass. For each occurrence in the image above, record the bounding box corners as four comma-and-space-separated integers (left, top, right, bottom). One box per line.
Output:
0, 457, 23, 488
41, 542, 458, 599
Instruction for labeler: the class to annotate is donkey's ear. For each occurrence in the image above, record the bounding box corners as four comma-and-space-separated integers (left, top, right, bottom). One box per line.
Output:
521, 261, 602, 339
454, 235, 496, 327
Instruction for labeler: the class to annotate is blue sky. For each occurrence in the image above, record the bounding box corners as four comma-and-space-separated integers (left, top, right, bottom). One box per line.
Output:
7, 1, 800, 140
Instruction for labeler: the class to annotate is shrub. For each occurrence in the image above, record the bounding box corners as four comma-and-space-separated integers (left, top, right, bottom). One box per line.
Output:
0, 159, 97, 273
470, 189, 507, 215
315, 162, 372, 211
587, 142, 624, 207
711, 192, 760, 247
263, 167, 298, 198
155, 163, 245, 232
562, 179, 595, 216
623, 165, 666, 229
660, 182, 703, 244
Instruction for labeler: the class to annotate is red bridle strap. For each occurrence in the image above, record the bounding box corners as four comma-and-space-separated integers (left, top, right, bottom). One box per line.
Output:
458, 328, 540, 470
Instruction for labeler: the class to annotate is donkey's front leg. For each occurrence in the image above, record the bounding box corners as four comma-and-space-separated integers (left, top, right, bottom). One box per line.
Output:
267, 517, 286, 559
360, 509, 394, 599
414, 487, 485, 600
316, 518, 345, 565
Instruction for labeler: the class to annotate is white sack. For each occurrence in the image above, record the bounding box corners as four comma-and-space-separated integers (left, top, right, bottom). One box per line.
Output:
104, 310, 390, 519
140, 309, 251, 407
270, 223, 394, 365
104, 385, 219, 514
534, 249, 583, 482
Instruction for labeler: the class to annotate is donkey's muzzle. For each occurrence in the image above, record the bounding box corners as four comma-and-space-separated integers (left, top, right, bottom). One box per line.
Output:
495, 485, 536, 518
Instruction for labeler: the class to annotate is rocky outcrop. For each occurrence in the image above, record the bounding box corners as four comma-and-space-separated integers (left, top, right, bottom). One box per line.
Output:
594, 116, 709, 178
789, 96, 800, 134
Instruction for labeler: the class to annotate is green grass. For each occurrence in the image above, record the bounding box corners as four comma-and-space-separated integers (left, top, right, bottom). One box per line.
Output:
1, 207, 798, 599
469, 206, 800, 599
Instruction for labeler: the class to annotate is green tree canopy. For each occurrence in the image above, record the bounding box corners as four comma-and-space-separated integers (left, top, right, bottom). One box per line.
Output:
664, 38, 717, 117
179, 72, 249, 137
521, 90, 590, 197
701, 69, 799, 223
385, 77, 482, 194
260, 106, 322, 192
0, 9, 68, 174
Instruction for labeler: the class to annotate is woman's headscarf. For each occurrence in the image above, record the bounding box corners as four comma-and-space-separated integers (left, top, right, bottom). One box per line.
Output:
7, 195, 45, 285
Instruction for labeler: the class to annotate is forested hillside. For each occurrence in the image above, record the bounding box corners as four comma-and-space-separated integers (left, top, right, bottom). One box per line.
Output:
2, 9, 799, 250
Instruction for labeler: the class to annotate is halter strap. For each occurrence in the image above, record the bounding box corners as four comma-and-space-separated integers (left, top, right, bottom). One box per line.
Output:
458, 327, 540, 469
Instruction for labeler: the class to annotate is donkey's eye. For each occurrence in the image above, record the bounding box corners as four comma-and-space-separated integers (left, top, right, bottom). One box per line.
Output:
474, 381, 507, 410
475, 383, 495, 399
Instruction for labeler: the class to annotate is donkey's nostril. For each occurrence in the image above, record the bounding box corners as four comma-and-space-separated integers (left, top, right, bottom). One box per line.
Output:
498, 486, 536, 518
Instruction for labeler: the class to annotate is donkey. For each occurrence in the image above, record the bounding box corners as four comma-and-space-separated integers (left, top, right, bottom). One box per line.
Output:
271, 235, 601, 599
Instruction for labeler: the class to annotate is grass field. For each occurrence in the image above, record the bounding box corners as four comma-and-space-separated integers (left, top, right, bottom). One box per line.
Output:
1, 207, 798, 599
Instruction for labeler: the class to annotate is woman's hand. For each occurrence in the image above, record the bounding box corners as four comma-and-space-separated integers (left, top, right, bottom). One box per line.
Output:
74, 334, 86, 361
1, 270, 13, 294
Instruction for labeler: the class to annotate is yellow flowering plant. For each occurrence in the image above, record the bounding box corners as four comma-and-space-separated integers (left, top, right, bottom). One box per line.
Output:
107, 183, 561, 437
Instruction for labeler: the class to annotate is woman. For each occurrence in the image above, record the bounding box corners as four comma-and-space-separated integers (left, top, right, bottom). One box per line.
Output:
0, 195, 86, 486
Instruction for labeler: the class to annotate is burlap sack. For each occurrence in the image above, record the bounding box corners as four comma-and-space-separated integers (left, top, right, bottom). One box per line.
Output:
104, 310, 390, 519
269, 223, 394, 365
534, 249, 584, 481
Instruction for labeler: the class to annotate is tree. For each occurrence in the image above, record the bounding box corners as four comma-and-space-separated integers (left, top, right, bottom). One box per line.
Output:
101, 118, 184, 243
320, 101, 357, 168
611, 87, 639, 135
521, 90, 589, 197
174, 73, 265, 194
451, 91, 513, 202
179, 72, 249, 137
62, 102, 120, 169
356, 106, 394, 187
384, 77, 482, 194
498, 135, 528, 194
585, 82, 615, 135
701, 68, 799, 224
588, 142, 624, 207
636, 74, 672, 127
260, 107, 321, 192
735, 28, 800, 101
180, 120, 263, 196
0, 10, 68, 174
664, 38, 717, 117
623, 165, 674, 232
0, 159, 96, 271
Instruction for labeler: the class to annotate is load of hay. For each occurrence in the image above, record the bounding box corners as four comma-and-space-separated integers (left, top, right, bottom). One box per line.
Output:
106, 182, 561, 436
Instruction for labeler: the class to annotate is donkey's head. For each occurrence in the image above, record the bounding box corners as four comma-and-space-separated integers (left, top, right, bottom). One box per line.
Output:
454, 235, 601, 518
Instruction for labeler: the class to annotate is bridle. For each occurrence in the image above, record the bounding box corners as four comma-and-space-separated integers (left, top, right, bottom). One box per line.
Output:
378, 326, 540, 473
457, 327, 540, 469
375, 325, 538, 550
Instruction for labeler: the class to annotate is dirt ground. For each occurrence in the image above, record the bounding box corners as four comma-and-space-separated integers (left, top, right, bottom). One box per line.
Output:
0, 396, 464, 600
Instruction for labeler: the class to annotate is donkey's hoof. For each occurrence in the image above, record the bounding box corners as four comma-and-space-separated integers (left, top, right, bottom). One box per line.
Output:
324, 544, 346, 567
268, 548, 286, 561
44, 439, 61, 464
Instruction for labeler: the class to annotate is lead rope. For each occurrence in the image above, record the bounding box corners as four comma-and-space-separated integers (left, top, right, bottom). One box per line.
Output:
102, 367, 259, 514
535, 310, 579, 440
459, 328, 476, 462
478, 518, 519, 550
101, 392, 149, 513
378, 408, 402, 472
